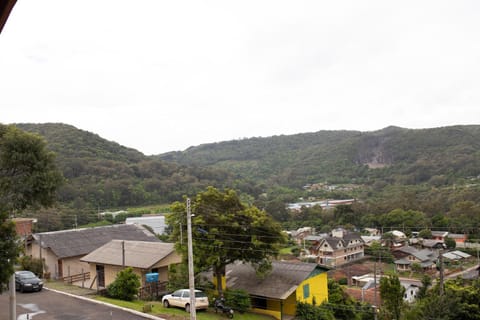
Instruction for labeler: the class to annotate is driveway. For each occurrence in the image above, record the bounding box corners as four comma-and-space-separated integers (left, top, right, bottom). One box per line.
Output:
0, 288, 164, 320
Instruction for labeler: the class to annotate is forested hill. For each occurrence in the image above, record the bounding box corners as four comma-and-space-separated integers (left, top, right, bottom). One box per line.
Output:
11, 123, 480, 231
17, 123, 145, 163
159, 125, 480, 188
15, 123, 236, 211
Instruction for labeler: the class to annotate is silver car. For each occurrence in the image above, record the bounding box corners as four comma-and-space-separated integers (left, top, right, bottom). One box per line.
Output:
162, 289, 209, 312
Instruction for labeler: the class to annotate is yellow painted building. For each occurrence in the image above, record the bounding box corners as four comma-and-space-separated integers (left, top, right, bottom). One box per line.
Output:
218, 261, 329, 320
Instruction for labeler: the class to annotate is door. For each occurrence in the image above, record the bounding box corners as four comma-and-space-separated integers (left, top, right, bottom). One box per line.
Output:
58, 260, 63, 278
96, 265, 105, 288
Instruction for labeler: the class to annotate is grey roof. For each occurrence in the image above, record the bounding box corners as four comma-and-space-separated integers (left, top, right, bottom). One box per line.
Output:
304, 235, 325, 242
323, 237, 343, 249
81, 240, 177, 269
225, 261, 326, 300
394, 246, 437, 263
421, 239, 445, 248
343, 232, 364, 243
394, 258, 411, 265
321, 232, 364, 249
443, 250, 471, 260
34, 224, 159, 258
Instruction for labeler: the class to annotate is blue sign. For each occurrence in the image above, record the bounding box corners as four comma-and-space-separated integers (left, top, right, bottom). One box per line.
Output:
146, 273, 159, 283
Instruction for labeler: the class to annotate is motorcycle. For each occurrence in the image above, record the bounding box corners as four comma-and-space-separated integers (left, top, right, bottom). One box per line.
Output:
214, 297, 234, 318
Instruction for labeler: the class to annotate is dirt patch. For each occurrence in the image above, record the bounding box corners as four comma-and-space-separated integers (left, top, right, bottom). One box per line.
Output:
329, 260, 389, 283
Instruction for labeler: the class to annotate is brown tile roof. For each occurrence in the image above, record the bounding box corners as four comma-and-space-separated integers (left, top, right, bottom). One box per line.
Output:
225, 261, 326, 300
34, 224, 159, 258
81, 240, 177, 269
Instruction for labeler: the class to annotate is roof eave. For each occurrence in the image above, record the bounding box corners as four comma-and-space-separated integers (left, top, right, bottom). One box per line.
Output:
0, 0, 17, 34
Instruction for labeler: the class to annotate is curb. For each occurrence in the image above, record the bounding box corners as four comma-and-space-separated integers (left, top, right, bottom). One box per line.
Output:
44, 287, 166, 320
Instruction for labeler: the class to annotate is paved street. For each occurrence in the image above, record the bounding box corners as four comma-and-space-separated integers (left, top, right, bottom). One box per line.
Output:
0, 288, 163, 320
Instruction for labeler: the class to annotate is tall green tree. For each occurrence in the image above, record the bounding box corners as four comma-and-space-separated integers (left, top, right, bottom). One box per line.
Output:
0, 124, 63, 292
379, 274, 405, 320
167, 186, 286, 294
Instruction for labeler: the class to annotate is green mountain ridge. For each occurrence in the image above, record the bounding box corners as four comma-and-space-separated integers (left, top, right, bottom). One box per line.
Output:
13, 123, 480, 232
159, 125, 480, 188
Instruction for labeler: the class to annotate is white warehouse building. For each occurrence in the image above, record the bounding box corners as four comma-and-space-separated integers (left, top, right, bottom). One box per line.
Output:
125, 215, 166, 235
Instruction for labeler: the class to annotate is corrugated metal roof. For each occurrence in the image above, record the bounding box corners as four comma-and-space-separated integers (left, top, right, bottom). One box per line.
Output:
81, 240, 176, 269
35, 224, 159, 258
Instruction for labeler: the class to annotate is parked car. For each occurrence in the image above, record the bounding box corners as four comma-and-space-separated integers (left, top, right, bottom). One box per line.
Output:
15, 271, 43, 292
162, 289, 209, 312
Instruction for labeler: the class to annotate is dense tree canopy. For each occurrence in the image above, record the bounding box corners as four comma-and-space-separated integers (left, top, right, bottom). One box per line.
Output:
380, 274, 405, 320
167, 186, 285, 294
0, 124, 62, 292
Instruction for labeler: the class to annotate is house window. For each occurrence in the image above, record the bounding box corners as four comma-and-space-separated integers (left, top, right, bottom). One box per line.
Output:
303, 284, 310, 299
252, 297, 267, 309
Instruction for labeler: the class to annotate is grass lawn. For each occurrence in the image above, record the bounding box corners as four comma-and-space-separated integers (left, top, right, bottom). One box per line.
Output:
95, 296, 275, 320
47, 280, 275, 319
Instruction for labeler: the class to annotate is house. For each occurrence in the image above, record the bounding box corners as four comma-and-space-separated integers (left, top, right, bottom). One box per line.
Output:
449, 233, 468, 247
28, 224, 159, 280
291, 227, 314, 246
361, 235, 381, 247
383, 230, 409, 248
392, 246, 437, 271
401, 281, 420, 303
13, 218, 35, 238
431, 231, 449, 242
363, 228, 380, 236
13, 218, 36, 248
81, 240, 181, 289
419, 239, 445, 250
442, 250, 472, 263
220, 261, 329, 320
311, 229, 364, 267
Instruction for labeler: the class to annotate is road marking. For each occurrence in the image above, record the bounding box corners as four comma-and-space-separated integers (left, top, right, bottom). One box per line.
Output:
17, 303, 46, 319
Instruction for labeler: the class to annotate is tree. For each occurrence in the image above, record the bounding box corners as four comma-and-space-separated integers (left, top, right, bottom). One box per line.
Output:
325, 279, 358, 320
167, 187, 286, 294
106, 267, 140, 301
444, 236, 456, 250
0, 124, 63, 292
416, 275, 432, 300
418, 229, 433, 239
379, 274, 405, 320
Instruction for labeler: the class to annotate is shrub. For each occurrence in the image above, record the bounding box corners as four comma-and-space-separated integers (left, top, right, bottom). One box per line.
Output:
224, 289, 251, 313
107, 267, 140, 301
18, 256, 45, 278
295, 302, 335, 320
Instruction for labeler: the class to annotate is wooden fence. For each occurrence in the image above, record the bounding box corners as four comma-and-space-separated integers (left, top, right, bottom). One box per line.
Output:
61, 272, 90, 285
138, 281, 169, 300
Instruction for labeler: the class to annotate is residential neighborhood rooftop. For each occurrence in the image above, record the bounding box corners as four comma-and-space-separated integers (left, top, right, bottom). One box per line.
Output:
34, 224, 159, 259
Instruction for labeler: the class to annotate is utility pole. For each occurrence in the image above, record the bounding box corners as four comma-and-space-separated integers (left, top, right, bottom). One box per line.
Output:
439, 251, 444, 296
187, 198, 196, 319
373, 261, 377, 320
9, 259, 16, 320
122, 241, 125, 268
9, 273, 16, 320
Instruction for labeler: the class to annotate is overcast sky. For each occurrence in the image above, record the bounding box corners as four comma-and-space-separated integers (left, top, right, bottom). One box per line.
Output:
1, 1, 479, 155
